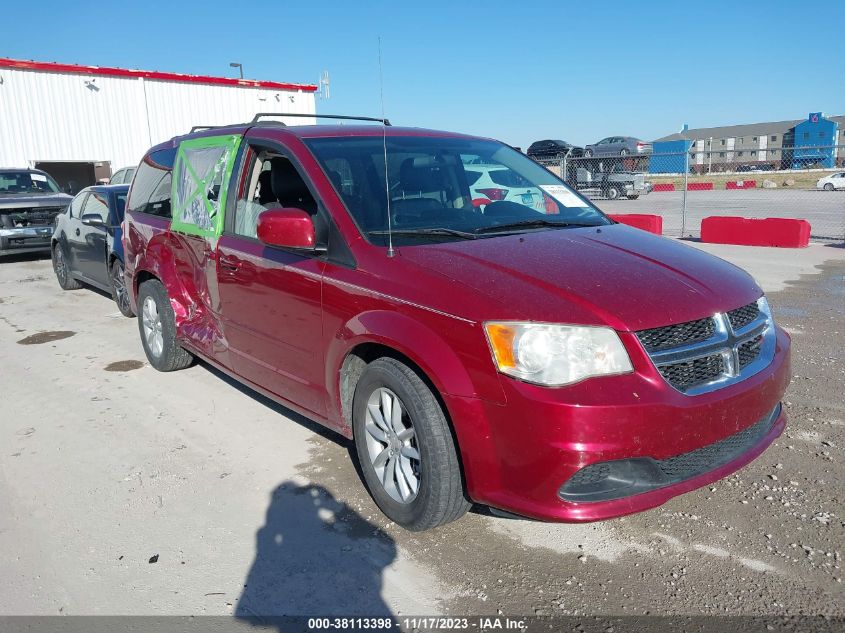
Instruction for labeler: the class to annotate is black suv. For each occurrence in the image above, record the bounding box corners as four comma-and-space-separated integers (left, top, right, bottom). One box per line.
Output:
526, 139, 583, 160
0, 169, 72, 257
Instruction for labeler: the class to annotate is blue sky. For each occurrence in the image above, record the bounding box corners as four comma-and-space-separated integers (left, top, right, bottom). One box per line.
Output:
3, 1, 841, 149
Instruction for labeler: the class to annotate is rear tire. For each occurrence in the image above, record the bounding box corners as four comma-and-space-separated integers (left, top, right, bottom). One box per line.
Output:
137, 279, 193, 372
606, 186, 622, 200
620, 148, 629, 157
110, 259, 134, 317
52, 243, 82, 290
824, 183, 834, 191
352, 357, 469, 531
584, 149, 593, 158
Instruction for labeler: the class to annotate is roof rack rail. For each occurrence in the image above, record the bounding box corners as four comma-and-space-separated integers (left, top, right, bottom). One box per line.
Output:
189, 125, 219, 133
251, 112, 391, 126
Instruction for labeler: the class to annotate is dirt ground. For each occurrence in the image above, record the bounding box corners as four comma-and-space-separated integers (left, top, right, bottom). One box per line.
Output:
0, 252, 842, 627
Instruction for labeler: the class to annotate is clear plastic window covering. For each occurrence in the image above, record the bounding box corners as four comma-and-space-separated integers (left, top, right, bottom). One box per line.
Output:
171, 135, 242, 237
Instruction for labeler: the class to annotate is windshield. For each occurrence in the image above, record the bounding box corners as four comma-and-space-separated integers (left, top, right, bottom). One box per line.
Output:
305, 136, 609, 245
0, 171, 61, 194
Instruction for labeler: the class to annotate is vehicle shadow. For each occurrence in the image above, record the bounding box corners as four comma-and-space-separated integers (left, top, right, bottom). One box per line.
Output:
0, 252, 51, 264
197, 361, 343, 443
235, 481, 397, 627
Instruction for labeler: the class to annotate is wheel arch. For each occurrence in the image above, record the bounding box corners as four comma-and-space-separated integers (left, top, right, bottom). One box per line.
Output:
327, 310, 491, 436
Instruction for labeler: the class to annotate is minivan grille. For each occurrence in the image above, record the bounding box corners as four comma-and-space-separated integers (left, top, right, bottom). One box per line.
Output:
727, 303, 760, 331
636, 317, 715, 352
635, 300, 775, 395
657, 354, 725, 392
738, 334, 764, 369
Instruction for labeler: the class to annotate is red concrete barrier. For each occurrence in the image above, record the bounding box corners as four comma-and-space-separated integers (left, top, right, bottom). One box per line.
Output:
700, 216, 811, 248
726, 180, 757, 190
652, 183, 675, 192
609, 214, 662, 235
687, 182, 714, 190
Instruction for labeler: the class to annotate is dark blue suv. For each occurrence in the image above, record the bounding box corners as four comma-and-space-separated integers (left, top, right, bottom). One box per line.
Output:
51, 184, 133, 316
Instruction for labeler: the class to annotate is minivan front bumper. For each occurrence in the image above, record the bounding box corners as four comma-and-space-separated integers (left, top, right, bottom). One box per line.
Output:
445, 325, 790, 522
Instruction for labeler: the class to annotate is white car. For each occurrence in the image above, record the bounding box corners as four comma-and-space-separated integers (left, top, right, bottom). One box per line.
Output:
463, 164, 547, 212
817, 172, 845, 191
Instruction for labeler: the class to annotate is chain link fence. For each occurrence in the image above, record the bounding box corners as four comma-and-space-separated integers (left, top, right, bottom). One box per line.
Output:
533, 146, 845, 241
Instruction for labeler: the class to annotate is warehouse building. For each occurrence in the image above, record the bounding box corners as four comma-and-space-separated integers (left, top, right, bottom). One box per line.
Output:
0, 57, 318, 189
652, 113, 845, 173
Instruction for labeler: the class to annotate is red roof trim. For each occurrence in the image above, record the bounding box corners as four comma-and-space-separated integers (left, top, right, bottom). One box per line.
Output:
0, 57, 318, 92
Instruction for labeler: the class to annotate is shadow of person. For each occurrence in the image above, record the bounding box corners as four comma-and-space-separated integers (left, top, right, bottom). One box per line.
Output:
236, 481, 396, 626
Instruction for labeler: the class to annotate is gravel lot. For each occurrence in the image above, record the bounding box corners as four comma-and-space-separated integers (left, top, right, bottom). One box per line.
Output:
1, 248, 843, 625
597, 189, 845, 240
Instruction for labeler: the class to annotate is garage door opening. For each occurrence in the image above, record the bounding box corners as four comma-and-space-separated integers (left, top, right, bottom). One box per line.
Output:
33, 161, 111, 195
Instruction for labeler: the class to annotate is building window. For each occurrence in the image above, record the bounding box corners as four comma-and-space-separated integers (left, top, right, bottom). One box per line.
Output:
803, 132, 810, 139
771, 149, 779, 155
771, 135, 777, 141
720, 140, 726, 146
737, 151, 744, 157
819, 131, 826, 138
752, 136, 758, 142
719, 152, 725, 158
751, 151, 757, 157
738, 137, 744, 143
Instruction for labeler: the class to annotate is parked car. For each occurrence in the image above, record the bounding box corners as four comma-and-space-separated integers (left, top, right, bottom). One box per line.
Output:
124, 116, 790, 531
584, 137, 652, 158
0, 168, 72, 257
527, 140, 583, 160
816, 172, 845, 191
52, 184, 133, 316
464, 163, 547, 211
109, 166, 136, 185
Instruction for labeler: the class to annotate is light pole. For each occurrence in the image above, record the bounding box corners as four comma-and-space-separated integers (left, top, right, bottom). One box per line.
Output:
229, 62, 244, 79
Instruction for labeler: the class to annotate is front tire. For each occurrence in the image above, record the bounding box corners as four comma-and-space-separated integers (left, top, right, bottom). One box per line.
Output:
605, 185, 622, 200
584, 149, 593, 158
110, 259, 134, 317
52, 243, 82, 290
352, 358, 469, 531
824, 183, 834, 191
137, 279, 193, 372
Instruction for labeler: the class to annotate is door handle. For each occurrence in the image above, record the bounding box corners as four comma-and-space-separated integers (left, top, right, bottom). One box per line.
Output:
219, 254, 241, 272
75, 228, 80, 236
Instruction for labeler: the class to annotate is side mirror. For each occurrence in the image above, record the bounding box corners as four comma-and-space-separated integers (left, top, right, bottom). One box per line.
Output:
81, 214, 105, 228
257, 208, 318, 250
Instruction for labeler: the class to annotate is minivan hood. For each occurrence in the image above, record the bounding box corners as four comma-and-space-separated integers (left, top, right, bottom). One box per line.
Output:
399, 224, 761, 332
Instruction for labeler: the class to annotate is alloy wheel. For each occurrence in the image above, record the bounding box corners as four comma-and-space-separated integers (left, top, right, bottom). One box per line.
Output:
364, 387, 421, 504
112, 263, 130, 314
54, 248, 67, 283
141, 296, 164, 358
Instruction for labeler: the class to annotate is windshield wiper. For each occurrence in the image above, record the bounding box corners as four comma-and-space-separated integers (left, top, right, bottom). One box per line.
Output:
473, 219, 600, 234
368, 228, 478, 240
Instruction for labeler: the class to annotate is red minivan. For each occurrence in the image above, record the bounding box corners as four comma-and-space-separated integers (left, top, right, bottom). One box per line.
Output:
123, 115, 790, 531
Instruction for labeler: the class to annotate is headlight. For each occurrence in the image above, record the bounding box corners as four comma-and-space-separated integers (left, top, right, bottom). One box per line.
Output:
484, 322, 633, 387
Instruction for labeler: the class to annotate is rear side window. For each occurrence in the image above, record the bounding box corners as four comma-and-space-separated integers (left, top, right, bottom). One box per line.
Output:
171, 135, 241, 238
488, 169, 531, 187
464, 170, 483, 186
128, 148, 176, 218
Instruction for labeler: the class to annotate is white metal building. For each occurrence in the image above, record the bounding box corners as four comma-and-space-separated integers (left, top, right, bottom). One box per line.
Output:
0, 57, 317, 186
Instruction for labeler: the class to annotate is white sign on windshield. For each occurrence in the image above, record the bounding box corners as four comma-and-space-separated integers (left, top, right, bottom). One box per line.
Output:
30, 173, 47, 182
539, 185, 586, 208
